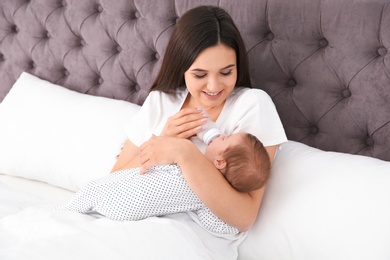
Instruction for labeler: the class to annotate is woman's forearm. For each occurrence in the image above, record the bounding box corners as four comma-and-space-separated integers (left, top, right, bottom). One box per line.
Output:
139, 136, 278, 231
111, 140, 141, 173
175, 140, 264, 231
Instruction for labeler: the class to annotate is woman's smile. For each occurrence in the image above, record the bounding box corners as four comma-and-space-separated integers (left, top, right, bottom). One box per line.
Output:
203, 90, 223, 99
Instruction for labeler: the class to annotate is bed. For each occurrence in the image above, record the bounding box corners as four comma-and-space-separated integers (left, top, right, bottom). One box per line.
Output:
0, 0, 389, 259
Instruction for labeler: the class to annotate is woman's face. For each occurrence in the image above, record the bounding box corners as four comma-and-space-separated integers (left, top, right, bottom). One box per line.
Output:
184, 43, 237, 111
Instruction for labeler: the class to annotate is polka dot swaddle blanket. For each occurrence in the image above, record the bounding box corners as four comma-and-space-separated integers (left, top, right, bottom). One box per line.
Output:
61, 165, 239, 234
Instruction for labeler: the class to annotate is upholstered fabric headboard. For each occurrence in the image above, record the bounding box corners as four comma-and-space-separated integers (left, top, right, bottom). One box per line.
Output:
1, 0, 389, 161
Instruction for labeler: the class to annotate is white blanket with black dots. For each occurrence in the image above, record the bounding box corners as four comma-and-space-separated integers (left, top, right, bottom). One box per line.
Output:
60, 165, 239, 234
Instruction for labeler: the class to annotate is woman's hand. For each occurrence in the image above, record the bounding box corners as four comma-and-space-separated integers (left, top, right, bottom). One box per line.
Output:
160, 107, 207, 138
139, 135, 192, 173
110, 140, 141, 173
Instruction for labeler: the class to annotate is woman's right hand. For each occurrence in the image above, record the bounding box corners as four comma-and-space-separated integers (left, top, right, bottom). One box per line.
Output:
139, 135, 192, 173
160, 107, 207, 139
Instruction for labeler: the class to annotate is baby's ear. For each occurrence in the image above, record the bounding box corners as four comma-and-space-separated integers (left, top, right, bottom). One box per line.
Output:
213, 157, 227, 172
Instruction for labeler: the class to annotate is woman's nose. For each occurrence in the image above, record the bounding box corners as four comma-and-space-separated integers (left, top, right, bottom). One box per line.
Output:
207, 76, 220, 92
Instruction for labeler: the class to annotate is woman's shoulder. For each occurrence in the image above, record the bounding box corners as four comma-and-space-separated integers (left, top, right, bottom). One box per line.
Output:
229, 87, 273, 105
147, 89, 188, 104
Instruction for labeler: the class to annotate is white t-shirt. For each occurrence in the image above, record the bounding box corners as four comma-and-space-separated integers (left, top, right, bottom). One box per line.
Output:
124, 87, 287, 259
126, 87, 287, 153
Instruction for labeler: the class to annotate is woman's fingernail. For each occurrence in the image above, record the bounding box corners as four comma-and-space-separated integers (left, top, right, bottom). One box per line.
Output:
195, 107, 209, 117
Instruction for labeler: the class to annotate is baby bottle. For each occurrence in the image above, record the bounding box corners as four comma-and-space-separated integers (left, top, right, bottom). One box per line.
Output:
196, 107, 221, 145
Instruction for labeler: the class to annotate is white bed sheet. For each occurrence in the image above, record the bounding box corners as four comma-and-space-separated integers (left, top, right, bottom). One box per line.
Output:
0, 175, 244, 260
0, 174, 74, 204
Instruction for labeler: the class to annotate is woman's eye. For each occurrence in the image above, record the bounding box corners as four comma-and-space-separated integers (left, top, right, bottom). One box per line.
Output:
194, 74, 206, 79
221, 71, 232, 76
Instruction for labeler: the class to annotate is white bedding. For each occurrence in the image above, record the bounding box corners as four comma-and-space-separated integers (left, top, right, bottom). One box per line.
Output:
0, 178, 243, 260
0, 174, 73, 204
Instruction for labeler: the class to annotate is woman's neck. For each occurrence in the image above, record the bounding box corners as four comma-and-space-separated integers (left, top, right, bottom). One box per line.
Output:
182, 95, 225, 122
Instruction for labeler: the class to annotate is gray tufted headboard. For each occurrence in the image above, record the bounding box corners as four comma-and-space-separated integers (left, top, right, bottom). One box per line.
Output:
0, 0, 389, 161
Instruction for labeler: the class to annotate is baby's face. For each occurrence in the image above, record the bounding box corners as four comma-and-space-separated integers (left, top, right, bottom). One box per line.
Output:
205, 132, 244, 161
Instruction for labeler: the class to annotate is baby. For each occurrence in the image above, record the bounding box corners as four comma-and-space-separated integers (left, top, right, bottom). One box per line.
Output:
60, 132, 270, 234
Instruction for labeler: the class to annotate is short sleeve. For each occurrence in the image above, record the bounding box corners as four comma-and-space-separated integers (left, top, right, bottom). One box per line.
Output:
222, 88, 287, 147
125, 92, 161, 147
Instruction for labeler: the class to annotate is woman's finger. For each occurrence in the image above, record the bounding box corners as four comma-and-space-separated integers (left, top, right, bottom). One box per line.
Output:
161, 107, 207, 138
139, 135, 185, 173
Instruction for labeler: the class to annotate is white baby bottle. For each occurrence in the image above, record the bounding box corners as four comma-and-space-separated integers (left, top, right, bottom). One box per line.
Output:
196, 107, 221, 145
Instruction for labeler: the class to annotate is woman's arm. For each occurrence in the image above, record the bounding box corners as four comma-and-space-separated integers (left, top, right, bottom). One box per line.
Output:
111, 140, 141, 173
139, 135, 278, 231
111, 107, 205, 173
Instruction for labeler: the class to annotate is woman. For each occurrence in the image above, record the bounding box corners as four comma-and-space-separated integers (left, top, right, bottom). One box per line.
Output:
112, 5, 287, 258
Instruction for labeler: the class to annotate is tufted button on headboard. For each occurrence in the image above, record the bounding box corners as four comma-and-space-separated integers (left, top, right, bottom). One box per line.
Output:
0, 0, 389, 161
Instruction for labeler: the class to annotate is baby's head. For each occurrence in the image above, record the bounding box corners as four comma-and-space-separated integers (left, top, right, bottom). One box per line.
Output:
205, 132, 271, 192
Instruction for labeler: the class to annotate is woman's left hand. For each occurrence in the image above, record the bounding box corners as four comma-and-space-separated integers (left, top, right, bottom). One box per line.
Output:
139, 135, 192, 174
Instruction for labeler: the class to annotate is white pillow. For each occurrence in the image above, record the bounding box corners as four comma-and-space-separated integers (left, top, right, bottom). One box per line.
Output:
0, 72, 140, 191
238, 141, 390, 260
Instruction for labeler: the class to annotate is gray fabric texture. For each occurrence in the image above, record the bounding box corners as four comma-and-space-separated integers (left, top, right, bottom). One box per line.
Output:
0, 0, 389, 160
